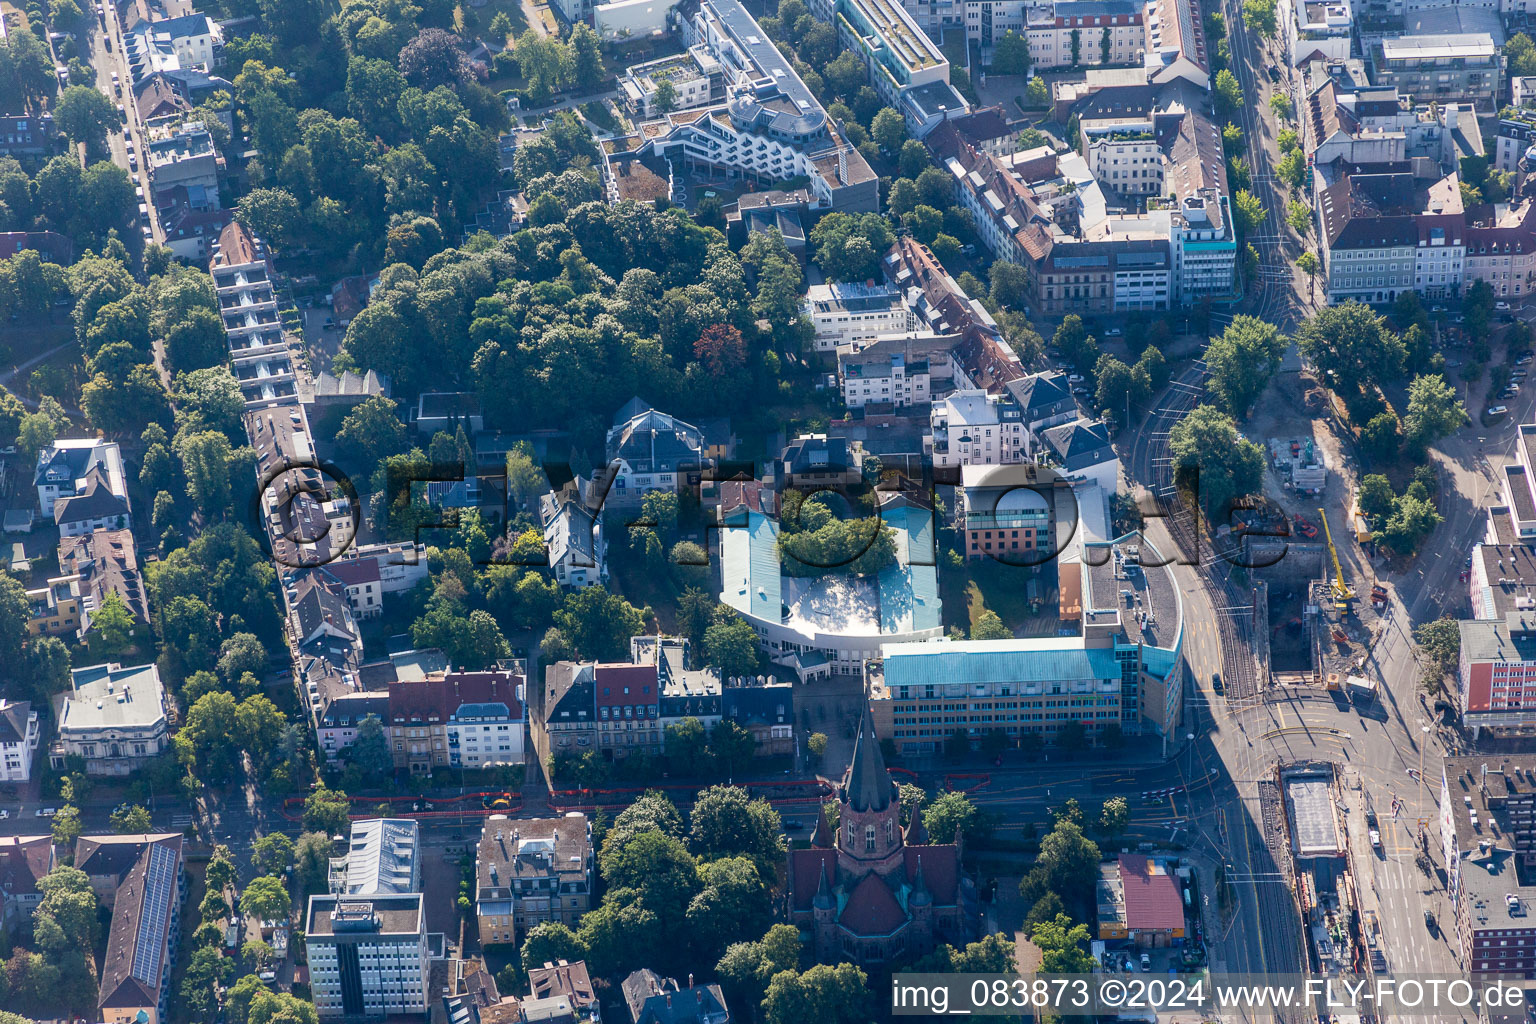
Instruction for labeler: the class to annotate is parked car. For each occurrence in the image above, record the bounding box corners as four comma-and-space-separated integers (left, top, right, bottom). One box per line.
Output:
1140, 953, 1151, 972
1497, 301, 1512, 311
1489, 406, 1510, 416
1067, 373, 1084, 384
1105, 326, 1124, 337
1370, 828, 1381, 850
0, 809, 10, 820
35, 807, 56, 818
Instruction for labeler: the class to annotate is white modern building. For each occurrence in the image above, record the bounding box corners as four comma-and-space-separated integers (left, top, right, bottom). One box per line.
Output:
718, 497, 943, 669
805, 282, 910, 352
606, 0, 879, 214
0, 700, 39, 782
307, 895, 429, 1020
619, 47, 724, 118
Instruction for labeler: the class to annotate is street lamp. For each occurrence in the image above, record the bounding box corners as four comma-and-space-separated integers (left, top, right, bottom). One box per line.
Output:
1187, 732, 1196, 779
1417, 723, 1432, 831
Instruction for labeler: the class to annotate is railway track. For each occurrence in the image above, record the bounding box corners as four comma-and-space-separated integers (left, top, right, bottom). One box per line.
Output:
1131, 363, 1263, 704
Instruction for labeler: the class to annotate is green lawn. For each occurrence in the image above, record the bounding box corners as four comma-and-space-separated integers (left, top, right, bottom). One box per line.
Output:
939, 550, 1060, 638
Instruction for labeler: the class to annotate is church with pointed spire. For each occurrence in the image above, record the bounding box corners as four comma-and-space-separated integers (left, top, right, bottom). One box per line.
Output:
784, 716, 978, 964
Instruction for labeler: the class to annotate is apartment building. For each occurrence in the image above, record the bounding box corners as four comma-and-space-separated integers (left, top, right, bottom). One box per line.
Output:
1495, 113, 1536, 174
838, 333, 934, 409
307, 895, 429, 1019
603, 402, 710, 509
474, 814, 594, 947
26, 575, 83, 637
1365, 34, 1501, 109
805, 282, 910, 352
0, 835, 53, 924
926, 100, 1232, 312
1317, 172, 1427, 304
145, 119, 221, 199
535, 662, 662, 765
386, 669, 525, 774
1142, 0, 1209, 88
96, 837, 183, 1024
541, 490, 607, 588
213, 222, 296, 409
928, 390, 1028, 468
1282, 0, 1352, 65
1465, 200, 1536, 301
963, 0, 1144, 69
35, 439, 132, 531
0, 701, 39, 782
51, 663, 169, 776
59, 528, 149, 635
605, 0, 879, 214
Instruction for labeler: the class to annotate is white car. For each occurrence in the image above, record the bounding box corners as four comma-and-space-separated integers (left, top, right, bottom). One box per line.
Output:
258, 970, 277, 983
130, 173, 139, 186
1370, 828, 1381, 849
1489, 405, 1509, 416
0, 809, 10, 820
35, 807, 56, 818
1497, 301, 1513, 311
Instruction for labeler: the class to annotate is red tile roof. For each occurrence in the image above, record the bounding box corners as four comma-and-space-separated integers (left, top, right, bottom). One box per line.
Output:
387, 670, 524, 723
904, 844, 960, 904
838, 873, 906, 936
787, 848, 838, 912
1118, 855, 1184, 931
593, 664, 657, 708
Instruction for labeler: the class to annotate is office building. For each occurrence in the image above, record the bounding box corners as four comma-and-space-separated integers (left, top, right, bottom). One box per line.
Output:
307, 895, 430, 1018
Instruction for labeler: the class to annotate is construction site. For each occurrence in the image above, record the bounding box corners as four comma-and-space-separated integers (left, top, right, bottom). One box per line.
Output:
1247, 506, 1389, 697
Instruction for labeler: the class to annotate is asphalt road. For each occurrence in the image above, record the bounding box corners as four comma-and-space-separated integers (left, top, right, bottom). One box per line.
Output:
82, 2, 156, 241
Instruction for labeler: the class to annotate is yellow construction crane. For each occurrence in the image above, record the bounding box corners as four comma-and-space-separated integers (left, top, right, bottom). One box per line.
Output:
1318, 507, 1355, 609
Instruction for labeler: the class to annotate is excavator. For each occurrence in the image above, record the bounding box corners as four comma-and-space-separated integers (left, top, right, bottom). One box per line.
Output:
1319, 507, 1355, 611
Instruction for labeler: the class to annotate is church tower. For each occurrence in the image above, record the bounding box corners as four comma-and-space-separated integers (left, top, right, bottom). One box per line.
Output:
837, 714, 904, 878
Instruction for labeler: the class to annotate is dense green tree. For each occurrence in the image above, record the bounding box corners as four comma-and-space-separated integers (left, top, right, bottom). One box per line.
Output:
923, 791, 979, 843
1031, 913, 1096, 972
552, 587, 645, 662
240, 875, 292, 924
1297, 301, 1407, 393
1053, 314, 1098, 370
1169, 404, 1266, 521
1403, 373, 1466, 451
54, 84, 116, 153
763, 963, 870, 1024
522, 921, 588, 972
1206, 316, 1287, 417
689, 785, 782, 871
709, 719, 758, 775
303, 786, 352, 836
252, 832, 294, 877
